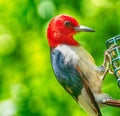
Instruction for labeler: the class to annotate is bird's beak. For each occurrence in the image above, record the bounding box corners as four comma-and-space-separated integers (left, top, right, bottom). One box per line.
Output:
74, 25, 95, 32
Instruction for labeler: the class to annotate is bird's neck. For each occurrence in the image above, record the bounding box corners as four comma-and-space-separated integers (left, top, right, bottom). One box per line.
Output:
49, 35, 80, 48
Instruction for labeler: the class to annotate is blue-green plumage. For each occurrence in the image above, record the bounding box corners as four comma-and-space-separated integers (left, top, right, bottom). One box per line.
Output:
51, 49, 83, 99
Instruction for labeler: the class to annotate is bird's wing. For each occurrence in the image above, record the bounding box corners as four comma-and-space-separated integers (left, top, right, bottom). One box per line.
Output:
76, 66, 102, 116
51, 47, 102, 116
73, 46, 102, 116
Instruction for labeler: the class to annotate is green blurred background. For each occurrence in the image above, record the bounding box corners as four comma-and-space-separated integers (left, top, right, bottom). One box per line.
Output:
0, 0, 120, 116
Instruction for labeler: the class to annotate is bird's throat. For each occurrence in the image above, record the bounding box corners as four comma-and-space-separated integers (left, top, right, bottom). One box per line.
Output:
66, 37, 79, 46
49, 36, 79, 48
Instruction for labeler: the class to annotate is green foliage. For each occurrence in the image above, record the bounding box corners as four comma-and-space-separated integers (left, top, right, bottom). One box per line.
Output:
0, 0, 120, 116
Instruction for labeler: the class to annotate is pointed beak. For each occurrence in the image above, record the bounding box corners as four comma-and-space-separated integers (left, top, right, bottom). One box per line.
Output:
74, 25, 95, 32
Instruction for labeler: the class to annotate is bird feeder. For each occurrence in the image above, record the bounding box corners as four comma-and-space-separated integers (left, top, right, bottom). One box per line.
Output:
106, 35, 120, 88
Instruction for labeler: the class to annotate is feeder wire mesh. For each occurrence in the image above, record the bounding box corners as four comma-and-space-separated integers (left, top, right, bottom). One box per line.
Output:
106, 35, 120, 88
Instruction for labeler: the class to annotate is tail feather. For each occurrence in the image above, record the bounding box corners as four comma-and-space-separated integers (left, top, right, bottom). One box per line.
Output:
78, 88, 102, 116
78, 93, 102, 116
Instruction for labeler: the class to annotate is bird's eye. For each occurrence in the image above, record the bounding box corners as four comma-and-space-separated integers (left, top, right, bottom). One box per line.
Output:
64, 21, 72, 27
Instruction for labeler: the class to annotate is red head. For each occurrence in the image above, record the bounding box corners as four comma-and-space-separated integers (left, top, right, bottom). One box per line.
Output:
47, 14, 95, 48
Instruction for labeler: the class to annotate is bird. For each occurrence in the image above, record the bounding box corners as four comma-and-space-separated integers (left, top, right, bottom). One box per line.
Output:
46, 14, 120, 116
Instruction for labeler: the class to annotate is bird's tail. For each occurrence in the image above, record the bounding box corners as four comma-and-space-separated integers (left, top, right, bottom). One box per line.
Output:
78, 95, 102, 116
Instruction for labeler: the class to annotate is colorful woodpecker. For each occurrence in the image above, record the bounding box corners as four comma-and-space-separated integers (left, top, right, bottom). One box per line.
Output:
47, 14, 120, 116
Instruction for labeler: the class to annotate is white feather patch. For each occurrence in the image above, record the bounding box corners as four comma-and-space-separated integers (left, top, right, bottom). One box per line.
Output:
56, 45, 79, 65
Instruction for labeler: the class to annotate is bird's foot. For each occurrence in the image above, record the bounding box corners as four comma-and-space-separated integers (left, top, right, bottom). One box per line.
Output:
103, 44, 118, 67
101, 44, 118, 80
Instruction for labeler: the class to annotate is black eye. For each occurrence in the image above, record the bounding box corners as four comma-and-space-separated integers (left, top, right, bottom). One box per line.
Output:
64, 21, 71, 27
